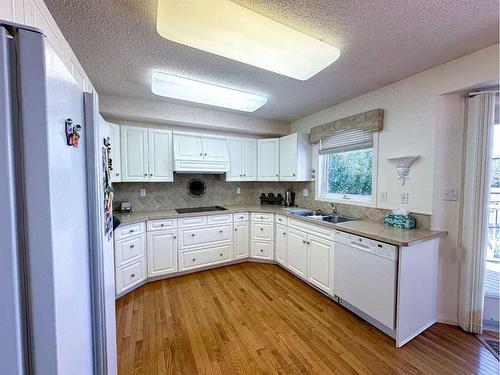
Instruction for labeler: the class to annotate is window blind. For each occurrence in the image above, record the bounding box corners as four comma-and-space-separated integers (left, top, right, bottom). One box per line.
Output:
319, 128, 373, 155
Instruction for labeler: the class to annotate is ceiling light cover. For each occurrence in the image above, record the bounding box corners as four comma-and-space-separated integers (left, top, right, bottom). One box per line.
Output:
151, 72, 267, 112
156, 0, 341, 80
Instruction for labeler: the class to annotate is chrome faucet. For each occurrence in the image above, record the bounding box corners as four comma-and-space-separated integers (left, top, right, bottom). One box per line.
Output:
330, 203, 337, 215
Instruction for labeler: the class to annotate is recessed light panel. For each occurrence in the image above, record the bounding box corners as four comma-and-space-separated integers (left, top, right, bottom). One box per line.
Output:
151, 72, 267, 112
156, 0, 341, 80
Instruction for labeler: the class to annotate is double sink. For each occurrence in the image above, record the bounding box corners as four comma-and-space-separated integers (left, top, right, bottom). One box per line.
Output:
289, 209, 356, 224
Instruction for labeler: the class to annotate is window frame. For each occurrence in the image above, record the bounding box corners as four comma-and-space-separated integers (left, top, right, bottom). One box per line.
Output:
316, 132, 379, 207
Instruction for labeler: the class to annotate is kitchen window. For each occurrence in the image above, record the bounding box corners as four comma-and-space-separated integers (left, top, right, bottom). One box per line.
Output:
317, 128, 378, 206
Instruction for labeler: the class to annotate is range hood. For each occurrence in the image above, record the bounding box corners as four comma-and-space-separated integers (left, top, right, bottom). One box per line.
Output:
173, 132, 230, 173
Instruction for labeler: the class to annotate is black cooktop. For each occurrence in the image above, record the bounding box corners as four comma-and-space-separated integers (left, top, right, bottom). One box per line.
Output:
175, 206, 227, 214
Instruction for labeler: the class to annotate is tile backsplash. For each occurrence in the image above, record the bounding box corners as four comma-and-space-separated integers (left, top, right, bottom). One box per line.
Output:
113, 176, 430, 229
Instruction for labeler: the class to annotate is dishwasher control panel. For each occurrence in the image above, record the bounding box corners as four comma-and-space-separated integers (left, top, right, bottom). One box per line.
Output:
335, 231, 398, 261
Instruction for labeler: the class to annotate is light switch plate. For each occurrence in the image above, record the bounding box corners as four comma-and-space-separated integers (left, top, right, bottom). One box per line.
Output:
442, 187, 458, 201
303, 188, 309, 197
236, 187, 241, 194
400, 192, 409, 204
379, 192, 387, 202
140, 188, 146, 197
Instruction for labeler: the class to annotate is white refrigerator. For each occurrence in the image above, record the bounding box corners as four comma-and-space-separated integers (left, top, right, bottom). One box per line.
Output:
0, 21, 116, 374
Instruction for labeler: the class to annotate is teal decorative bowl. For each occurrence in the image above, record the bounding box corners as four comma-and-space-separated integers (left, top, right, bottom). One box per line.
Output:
384, 214, 416, 229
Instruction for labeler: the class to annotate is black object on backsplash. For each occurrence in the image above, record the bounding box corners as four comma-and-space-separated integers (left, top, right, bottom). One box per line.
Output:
187, 178, 206, 197
260, 192, 283, 205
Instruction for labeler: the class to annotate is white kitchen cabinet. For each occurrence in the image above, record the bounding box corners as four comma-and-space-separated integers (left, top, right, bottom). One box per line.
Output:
147, 229, 177, 277
173, 132, 229, 172
108, 122, 122, 183
258, 138, 279, 181
279, 133, 312, 181
286, 228, 307, 278
121, 126, 149, 181
307, 234, 332, 294
226, 137, 258, 181
250, 214, 274, 260
115, 259, 147, 295
121, 126, 173, 182
234, 222, 249, 259
275, 224, 287, 265
148, 128, 173, 181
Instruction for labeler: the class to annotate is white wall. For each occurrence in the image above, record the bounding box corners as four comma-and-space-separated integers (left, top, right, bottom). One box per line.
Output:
292, 44, 500, 323
100, 94, 290, 137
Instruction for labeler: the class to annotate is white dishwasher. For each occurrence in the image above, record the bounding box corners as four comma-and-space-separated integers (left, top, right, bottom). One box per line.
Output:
334, 231, 398, 330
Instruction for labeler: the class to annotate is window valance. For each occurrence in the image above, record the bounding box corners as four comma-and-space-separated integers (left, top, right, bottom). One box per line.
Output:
309, 109, 384, 144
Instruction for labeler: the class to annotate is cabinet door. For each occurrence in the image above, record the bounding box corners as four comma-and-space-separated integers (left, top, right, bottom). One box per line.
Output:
242, 138, 258, 180
202, 137, 229, 162
258, 138, 279, 181
286, 228, 307, 278
109, 122, 122, 183
173, 134, 203, 160
307, 235, 332, 294
279, 133, 298, 180
275, 223, 287, 265
148, 129, 173, 182
147, 230, 178, 277
226, 138, 242, 181
234, 222, 249, 259
121, 126, 148, 181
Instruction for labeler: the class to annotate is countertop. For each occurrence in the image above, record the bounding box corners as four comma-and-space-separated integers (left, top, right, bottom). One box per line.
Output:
114, 205, 447, 247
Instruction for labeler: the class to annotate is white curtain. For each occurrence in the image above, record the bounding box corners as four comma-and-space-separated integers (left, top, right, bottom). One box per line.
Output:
458, 93, 496, 334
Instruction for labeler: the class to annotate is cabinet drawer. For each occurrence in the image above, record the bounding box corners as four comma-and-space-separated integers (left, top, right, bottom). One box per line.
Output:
114, 221, 145, 241
179, 224, 233, 249
114, 235, 145, 267
251, 212, 273, 222
115, 259, 146, 295
252, 241, 273, 259
288, 218, 331, 239
252, 222, 273, 241
207, 214, 233, 225
233, 212, 249, 222
275, 214, 287, 225
147, 218, 177, 231
179, 244, 232, 271
179, 216, 207, 228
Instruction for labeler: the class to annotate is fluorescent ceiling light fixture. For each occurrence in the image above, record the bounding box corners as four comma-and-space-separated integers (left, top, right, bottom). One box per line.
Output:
156, 0, 341, 80
151, 72, 267, 112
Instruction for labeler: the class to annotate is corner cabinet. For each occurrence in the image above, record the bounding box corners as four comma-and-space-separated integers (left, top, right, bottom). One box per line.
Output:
226, 137, 258, 181
173, 133, 229, 172
121, 126, 173, 182
258, 138, 280, 181
279, 133, 312, 181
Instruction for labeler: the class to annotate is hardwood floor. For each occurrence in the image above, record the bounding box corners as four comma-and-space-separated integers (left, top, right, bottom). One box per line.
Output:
116, 263, 499, 374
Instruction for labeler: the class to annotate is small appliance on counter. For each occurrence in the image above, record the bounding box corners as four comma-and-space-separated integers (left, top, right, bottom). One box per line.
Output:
284, 189, 296, 206
118, 201, 132, 213
259, 192, 283, 205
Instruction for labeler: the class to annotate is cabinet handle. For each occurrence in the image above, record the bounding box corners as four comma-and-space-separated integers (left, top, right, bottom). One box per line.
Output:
150, 173, 153, 176
260, 216, 264, 219
144, 173, 148, 176
116, 173, 120, 176
129, 229, 134, 233
260, 249, 264, 252
240, 174, 242, 177
173, 236, 177, 239
302, 240, 306, 244
283, 232, 286, 235
234, 228, 238, 231
276, 174, 278, 177
239, 216, 244, 219
199, 153, 203, 156
191, 234, 195, 237
205, 153, 207, 156
306, 241, 310, 245
130, 273, 135, 278
192, 258, 196, 262
243, 174, 246, 177
160, 224, 165, 227
260, 227, 264, 231
219, 253, 223, 256
219, 230, 223, 233
130, 244, 135, 248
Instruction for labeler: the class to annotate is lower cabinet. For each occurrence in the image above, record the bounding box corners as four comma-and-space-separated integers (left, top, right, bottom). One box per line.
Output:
234, 221, 249, 259
147, 229, 178, 277
115, 258, 147, 295
275, 223, 287, 265
179, 243, 232, 271
307, 234, 333, 294
286, 228, 308, 278
250, 215, 274, 260
251, 240, 272, 259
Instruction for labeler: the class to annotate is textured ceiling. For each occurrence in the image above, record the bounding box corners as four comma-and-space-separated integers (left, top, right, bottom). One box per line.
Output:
45, 0, 499, 121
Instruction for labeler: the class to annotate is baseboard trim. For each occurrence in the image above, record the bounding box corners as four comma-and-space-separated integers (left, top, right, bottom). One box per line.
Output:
437, 313, 458, 325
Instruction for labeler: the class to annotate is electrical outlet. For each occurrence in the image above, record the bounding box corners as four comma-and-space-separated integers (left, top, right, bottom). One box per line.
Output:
236, 187, 241, 194
400, 192, 409, 204
140, 188, 146, 197
442, 187, 458, 201
379, 192, 387, 202
303, 188, 309, 197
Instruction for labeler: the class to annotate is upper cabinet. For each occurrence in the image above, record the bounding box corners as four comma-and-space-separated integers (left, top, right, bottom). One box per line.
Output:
121, 126, 173, 182
226, 137, 257, 181
173, 133, 229, 173
108, 122, 122, 183
258, 138, 280, 181
279, 133, 312, 181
